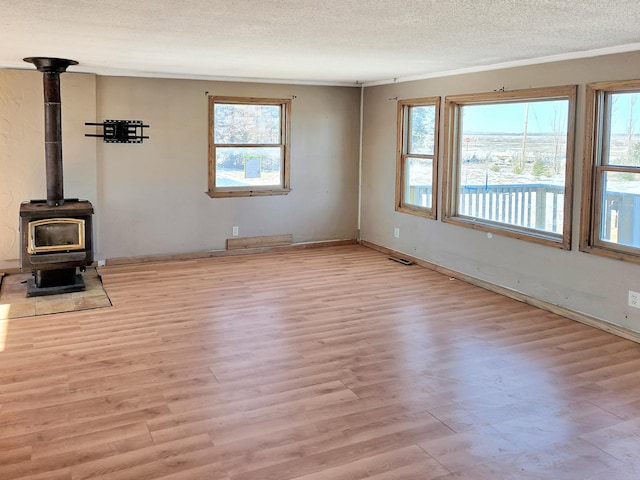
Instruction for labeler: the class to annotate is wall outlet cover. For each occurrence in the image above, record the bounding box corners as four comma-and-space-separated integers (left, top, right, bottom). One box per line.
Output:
629, 290, 640, 309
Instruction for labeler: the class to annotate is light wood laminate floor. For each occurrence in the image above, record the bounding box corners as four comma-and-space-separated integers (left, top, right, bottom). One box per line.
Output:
1, 245, 639, 479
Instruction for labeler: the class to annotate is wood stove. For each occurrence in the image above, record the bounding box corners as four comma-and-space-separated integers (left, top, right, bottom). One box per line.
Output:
19, 57, 94, 297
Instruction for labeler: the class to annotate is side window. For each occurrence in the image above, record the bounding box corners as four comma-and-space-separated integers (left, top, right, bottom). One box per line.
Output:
443, 86, 576, 249
208, 96, 291, 197
581, 81, 640, 263
396, 98, 440, 218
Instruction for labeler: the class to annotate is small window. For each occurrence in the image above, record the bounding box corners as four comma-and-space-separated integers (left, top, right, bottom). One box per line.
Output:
443, 86, 576, 249
581, 81, 640, 263
396, 98, 440, 218
208, 96, 291, 197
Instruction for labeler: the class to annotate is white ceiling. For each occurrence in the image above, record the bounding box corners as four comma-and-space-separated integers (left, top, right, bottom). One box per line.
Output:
1, 0, 640, 86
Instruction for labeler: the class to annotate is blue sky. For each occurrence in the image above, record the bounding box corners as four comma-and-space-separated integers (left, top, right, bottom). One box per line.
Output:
609, 93, 640, 135
461, 93, 640, 135
461, 100, 568, 135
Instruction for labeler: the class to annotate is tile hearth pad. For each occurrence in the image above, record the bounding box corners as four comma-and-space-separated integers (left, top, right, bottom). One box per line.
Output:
0, 268, 111, 318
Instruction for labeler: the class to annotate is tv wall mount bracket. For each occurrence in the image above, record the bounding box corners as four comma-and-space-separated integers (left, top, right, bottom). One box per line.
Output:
85, 119, 149, 143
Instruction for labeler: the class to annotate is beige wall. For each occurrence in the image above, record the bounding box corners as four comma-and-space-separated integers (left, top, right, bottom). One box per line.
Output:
361, 51, 640, 333
0, 70, 360, 264
0, 69, 97, 265
94, 77, 360, 259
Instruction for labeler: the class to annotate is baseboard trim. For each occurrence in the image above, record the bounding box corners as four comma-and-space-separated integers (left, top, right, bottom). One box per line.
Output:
105, 239, 358, 267
360, 240, 640, 344
0, 261, 20, 275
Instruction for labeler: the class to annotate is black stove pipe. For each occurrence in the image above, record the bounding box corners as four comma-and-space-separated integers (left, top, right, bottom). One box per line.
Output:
23, 57, 78, 207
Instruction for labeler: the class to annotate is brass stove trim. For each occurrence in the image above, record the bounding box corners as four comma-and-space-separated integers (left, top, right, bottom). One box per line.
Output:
27, 218, 85, 254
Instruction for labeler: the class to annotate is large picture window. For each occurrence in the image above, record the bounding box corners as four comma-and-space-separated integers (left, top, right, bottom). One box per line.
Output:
582, 81, 640, 263
443, 86, 576, 249
396, 97, 440, 218
208, 96, 291, 197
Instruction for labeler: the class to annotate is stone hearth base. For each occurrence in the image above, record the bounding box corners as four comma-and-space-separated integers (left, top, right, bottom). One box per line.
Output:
0, 268, 111, 318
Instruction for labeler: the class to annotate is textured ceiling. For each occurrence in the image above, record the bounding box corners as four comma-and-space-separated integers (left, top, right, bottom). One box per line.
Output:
1, 0, 640, 85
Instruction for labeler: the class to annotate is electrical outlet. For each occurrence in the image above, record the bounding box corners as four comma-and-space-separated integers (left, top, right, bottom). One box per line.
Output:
232, 226, 239, 237
394, 227, 400, 238
630, 290, 640, 309
97, 260, 106, 267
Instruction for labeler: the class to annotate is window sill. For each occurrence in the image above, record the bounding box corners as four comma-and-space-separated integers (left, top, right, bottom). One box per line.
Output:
443, 215, 569, 249
396, 204, 436, 220
579, 243, 640, 264
206, 188, 291, 198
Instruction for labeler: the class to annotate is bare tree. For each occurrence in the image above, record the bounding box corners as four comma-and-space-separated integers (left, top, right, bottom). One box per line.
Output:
627, 94, 638, 164
549, 103, 567, 174
516, 103, 529, 173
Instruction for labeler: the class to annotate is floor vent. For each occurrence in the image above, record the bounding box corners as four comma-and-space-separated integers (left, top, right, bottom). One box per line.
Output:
388, 256, 413, 265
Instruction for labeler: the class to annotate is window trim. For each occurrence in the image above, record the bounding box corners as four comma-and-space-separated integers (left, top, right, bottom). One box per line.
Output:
207, 96, 291, 198
442, 85, 577, 249
581, 80, 640, 263
395, 97, 441, 219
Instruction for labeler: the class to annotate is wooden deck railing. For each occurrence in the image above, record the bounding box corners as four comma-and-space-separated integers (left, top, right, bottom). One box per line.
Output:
602, 190, 640, 247
409, 184, 639, 246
